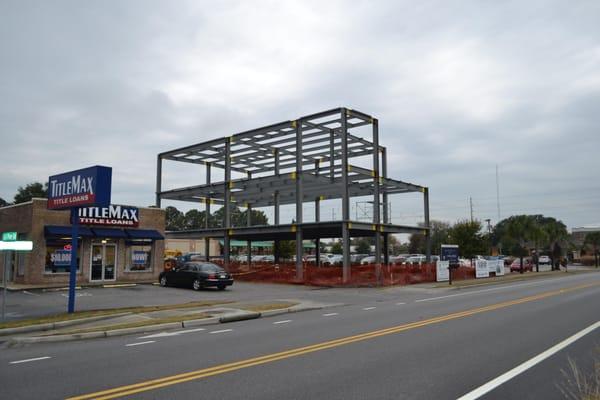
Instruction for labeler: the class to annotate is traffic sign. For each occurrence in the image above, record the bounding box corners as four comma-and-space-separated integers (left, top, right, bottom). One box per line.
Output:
0, 241, 33, 251
2, 232, 17, 242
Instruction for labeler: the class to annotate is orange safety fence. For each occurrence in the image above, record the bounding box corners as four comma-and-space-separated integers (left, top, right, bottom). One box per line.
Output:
213, 261, 476, 287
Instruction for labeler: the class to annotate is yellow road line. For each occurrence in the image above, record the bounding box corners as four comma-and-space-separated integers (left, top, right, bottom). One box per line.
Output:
68, 281, 599, 400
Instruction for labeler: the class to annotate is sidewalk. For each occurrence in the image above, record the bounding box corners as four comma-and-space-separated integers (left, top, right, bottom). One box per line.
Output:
3, 281, 156, 292
421, 266, 598, 290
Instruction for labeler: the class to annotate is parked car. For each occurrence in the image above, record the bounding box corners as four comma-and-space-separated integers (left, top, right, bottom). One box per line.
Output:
510, 258, 533, 272
404, 255, 426, 265
350, 254, 369, 264
360, 255, 376, 265
175, 252, 205, 268
325, 254, 343, 265
459, 258, 471, 267
159, 262, 233, 290
538, 255, 551, 265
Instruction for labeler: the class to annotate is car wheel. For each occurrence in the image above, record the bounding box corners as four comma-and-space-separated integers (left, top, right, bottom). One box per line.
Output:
159, 276, 168, 287
217, 285, 226, 291
193, 279, 202, 291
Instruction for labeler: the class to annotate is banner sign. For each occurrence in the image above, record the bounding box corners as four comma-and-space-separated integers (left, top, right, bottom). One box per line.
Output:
475, 259, 489, 278
77, 205, 139, 227
48, 166, 112, 210
51, 249, 71, 266
132, 250, 148, 265
436, 260, 450, 282
441, 244, 459, 266
488, 259, 505, 276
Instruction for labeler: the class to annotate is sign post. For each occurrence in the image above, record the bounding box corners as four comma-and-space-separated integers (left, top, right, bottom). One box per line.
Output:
1, 236, 33, 321
441, 244, 459, 285
48, 166, 111, 313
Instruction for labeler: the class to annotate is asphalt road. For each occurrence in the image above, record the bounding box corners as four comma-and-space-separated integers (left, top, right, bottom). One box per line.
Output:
1, 272, 599, 399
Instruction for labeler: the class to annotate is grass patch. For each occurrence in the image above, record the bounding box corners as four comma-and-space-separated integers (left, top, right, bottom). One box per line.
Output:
48, 314, 211, 335
238, 302, 298, 312
0, 300, 233, 330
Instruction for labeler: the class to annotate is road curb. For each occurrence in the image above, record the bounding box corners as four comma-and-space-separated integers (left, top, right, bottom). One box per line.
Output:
0, 313, 132, 336
182, 317, 219, 328
219, 312, 261, 323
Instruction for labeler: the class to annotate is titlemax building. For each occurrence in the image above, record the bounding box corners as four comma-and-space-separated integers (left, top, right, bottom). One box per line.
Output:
0, 198, 165, 286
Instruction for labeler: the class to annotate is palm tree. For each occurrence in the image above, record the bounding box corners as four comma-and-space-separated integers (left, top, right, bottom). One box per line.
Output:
505, 215, 534, 274
585, 232, 600, 268
543, 220, 568, 270
529, 223, 547, 273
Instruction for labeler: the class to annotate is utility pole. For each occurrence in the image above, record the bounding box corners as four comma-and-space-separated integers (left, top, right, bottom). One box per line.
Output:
469, 197, 474, 223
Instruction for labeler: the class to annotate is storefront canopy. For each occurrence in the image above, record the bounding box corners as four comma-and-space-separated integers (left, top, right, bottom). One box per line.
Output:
45, 225, 94, 237
125, 229, 164, 240
92, 228, 128, 238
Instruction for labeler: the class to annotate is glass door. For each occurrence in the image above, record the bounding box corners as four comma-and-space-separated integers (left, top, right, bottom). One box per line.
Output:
90, 243, 117, 281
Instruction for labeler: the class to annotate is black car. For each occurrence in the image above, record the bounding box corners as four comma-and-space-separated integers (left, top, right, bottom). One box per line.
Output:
159, 262, 233, 291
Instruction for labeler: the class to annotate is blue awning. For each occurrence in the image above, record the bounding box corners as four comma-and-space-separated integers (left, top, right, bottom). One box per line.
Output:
45, 225, 94, 237
91, 228, 128, 238
125, 229, 164, 240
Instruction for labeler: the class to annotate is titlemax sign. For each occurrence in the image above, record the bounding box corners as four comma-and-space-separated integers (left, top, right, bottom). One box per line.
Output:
48, 166, 112, 210
77, 205, 139, 227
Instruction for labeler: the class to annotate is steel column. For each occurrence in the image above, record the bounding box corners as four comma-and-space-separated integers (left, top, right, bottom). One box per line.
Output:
341, 109, 350, 282
373, 119, 382, 267
424, 187, 431, 262
274, 149, 280, 264
224, 139, 231, 269
329, 130, 335, 183
155, 156, 162, 208
383, 233, 389, 265
205, 162, 211, 261
295, 120, 304, 280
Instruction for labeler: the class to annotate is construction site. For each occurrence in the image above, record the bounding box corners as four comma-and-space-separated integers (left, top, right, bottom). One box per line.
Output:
156, 107, 433, 285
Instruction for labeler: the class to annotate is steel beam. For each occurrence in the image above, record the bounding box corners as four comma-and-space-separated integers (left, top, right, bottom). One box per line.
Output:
341, 109, 350, 281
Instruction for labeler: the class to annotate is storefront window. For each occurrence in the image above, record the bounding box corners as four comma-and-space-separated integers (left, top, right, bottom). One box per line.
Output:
45, 239, 82, 274
126, 240, 153, 272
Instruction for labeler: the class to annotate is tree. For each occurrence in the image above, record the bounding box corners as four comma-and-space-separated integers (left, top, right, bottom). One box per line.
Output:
0, 197, 8, 207
408, 220, 450, 255
165, 206, 185, 231
584, 232, 600, 268
542, 218, 568, 270
331, 241, 343, 254
388, 235, 408, 255
277, 240, 296, 260
355, 238, 371, 254
503, 215, 535, 274
14, 182, 47, 204
528, 223, 547, 273
448, 220, 488, 259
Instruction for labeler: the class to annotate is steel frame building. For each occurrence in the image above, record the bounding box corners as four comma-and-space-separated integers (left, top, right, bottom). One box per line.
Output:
156, 107, 431, 282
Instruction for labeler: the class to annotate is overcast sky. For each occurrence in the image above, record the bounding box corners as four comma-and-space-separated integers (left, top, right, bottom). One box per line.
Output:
1, 0, 599, 230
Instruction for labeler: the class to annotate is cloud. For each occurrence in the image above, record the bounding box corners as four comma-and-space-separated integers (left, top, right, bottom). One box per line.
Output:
0, 0, 599, 228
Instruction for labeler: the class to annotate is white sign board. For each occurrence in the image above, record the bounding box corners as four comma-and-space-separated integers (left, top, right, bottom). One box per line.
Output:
489, 259, 505, 276
475, 259, 489, 278
436, 261, 449, 282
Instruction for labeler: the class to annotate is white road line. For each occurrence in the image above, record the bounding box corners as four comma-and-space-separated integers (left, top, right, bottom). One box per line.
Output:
363, 307, 376, 310
415, 280, 558, 303
138, 328, 206, 339
209, 329, 233, 334
125, 341, 155, 347
273, 320, 292, 325
458, 320, 600, 400
396, 302, 406, 305
10, 356, 51, 365
322, 313, 339, 317
22, 290, 40, 296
